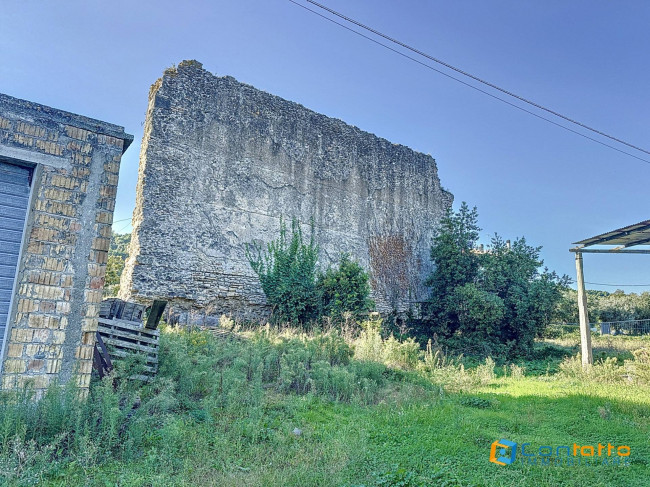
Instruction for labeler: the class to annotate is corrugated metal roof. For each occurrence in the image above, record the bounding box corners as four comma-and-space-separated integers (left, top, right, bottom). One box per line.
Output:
573, 219, 650, 248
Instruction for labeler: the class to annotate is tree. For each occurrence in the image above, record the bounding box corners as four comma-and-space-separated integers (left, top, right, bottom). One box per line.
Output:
480, 235, 568, 354
425, 204, 567, 357
318, 253, 374, 322
105, 231, 131, 296
246, 218, 321, 324
425, 202, 481, 337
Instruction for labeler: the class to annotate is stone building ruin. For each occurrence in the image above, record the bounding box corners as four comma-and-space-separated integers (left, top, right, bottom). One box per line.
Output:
0, 93, 132, 394
121, 60, 453, 322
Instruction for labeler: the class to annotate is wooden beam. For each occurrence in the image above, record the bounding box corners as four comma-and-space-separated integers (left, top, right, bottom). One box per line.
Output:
569, 248, 650, 254
575, 252, 593, 366
145, 300, 167, 330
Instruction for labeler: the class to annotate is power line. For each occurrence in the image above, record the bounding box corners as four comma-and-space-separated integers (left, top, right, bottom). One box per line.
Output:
289, 0, 650, 165
568, 278, 650, 288
585, 281, 650, 288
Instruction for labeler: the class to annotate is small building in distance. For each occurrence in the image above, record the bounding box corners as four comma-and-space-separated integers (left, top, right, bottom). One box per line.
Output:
0, 93, 132, 396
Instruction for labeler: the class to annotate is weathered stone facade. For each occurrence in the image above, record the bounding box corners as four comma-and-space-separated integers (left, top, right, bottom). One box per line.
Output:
0, 93, 132, 395
121, 60, 452, 322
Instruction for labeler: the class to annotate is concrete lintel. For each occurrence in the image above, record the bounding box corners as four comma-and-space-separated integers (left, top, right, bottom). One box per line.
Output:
0, 144, 70, 170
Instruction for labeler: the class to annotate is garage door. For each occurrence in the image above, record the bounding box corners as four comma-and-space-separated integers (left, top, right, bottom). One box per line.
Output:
0, 161, 32, 358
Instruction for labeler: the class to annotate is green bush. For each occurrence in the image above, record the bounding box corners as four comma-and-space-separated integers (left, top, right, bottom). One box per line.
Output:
246, 218, 321, 324
424, 203, 567, 357
247, 218, 374, 326
318, 253, 374, 322
625, 348, 650, 384
105, 231, 131, 297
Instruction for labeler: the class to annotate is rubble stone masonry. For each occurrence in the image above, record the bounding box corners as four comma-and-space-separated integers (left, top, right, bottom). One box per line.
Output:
121, 60, 453, 322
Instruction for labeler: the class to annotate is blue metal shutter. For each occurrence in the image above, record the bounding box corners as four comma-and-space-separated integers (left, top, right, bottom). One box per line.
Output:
0, 161, 32, 355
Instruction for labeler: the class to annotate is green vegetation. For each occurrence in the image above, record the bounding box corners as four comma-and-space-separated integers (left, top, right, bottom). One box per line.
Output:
424, 203, 567, 357
105, 231, 131, 297
74, 211, 649, 486
1, 324, 648, 486
318, 253, 375, 322
554, 288, 650, 324
247, 218, 374, 324
246, 218, 321, 324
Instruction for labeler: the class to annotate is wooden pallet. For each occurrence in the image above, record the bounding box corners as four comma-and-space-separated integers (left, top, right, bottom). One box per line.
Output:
96, 317, 160, 379
99, 298, 147, 322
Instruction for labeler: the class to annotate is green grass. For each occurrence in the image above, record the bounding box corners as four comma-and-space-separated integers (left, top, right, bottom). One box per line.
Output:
1, 327, 648, 486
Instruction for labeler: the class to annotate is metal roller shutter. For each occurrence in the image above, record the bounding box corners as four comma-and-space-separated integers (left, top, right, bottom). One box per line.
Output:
0, 161, 32, 358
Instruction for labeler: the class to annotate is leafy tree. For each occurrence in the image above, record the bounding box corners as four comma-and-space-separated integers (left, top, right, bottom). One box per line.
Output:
425, 202, 481, 337
480, 235, 568, 353
318, 253, 374, 322
109, 232, 131, 261
105, 254, 125, 287
452, 283, 505, 342
246, 218, 321, 324
553, 289, 650, 328
105, 231, 131, 296
425, 203, 567, 357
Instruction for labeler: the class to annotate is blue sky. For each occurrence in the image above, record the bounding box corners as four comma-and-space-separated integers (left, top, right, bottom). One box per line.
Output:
2, 0, 649, 292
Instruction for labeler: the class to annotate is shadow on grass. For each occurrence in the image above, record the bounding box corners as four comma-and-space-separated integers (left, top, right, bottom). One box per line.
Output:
342, 386, 650, 487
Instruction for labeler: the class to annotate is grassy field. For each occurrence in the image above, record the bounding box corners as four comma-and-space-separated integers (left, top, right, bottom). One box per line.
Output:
0, 325, 648, 486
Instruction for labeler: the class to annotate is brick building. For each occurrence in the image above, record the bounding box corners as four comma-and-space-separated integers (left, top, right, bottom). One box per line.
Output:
0, 93, 132, 396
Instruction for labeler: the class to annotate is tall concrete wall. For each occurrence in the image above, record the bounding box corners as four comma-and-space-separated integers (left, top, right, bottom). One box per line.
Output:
0, 93, 132, 394
121, 60, 453, 322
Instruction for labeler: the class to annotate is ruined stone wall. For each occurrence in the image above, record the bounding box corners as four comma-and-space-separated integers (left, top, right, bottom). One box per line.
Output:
121, 60, 453, 322
0, 93, 132, 394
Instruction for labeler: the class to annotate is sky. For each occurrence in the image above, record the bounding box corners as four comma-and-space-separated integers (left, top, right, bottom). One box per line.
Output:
1, 0, 649, 293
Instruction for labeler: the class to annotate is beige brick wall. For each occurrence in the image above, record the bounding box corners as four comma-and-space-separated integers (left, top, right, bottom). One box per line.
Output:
0, 93, 132, 397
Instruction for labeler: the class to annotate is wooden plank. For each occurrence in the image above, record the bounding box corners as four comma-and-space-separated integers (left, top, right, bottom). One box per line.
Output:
101, 336, 158, 355
101, 348, 158, 368
105, 356, 157, 371
121, 301, 145, 322
97, 317, 160, 337
95, 314, 160, 380
96, 333, 113, 369
145, 300, 167, 329
97, 326, 160, 346
98, 340, 158, 361
109, 349, 158, 365
92, 332, 113, 378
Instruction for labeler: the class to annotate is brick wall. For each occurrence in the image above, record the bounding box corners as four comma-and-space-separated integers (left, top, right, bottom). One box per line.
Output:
0, 93, 132, 396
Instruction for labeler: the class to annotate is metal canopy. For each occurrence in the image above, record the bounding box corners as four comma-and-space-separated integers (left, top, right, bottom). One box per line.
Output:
572, 219, 650, 250
570, 218, 650, 367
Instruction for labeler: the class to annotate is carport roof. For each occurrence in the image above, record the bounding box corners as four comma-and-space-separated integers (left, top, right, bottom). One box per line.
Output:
572, 219, 650, 252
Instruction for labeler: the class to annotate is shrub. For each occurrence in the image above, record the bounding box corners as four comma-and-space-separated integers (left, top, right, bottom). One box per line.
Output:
559, 354, 626, 383
475, 357, 496, 382
625, 348, 650, 384
318, 253, 374, 322
353, 316, 385, 363
247, 219, 375, 326
246, 217, 321, 324
353, 316, 421, 370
